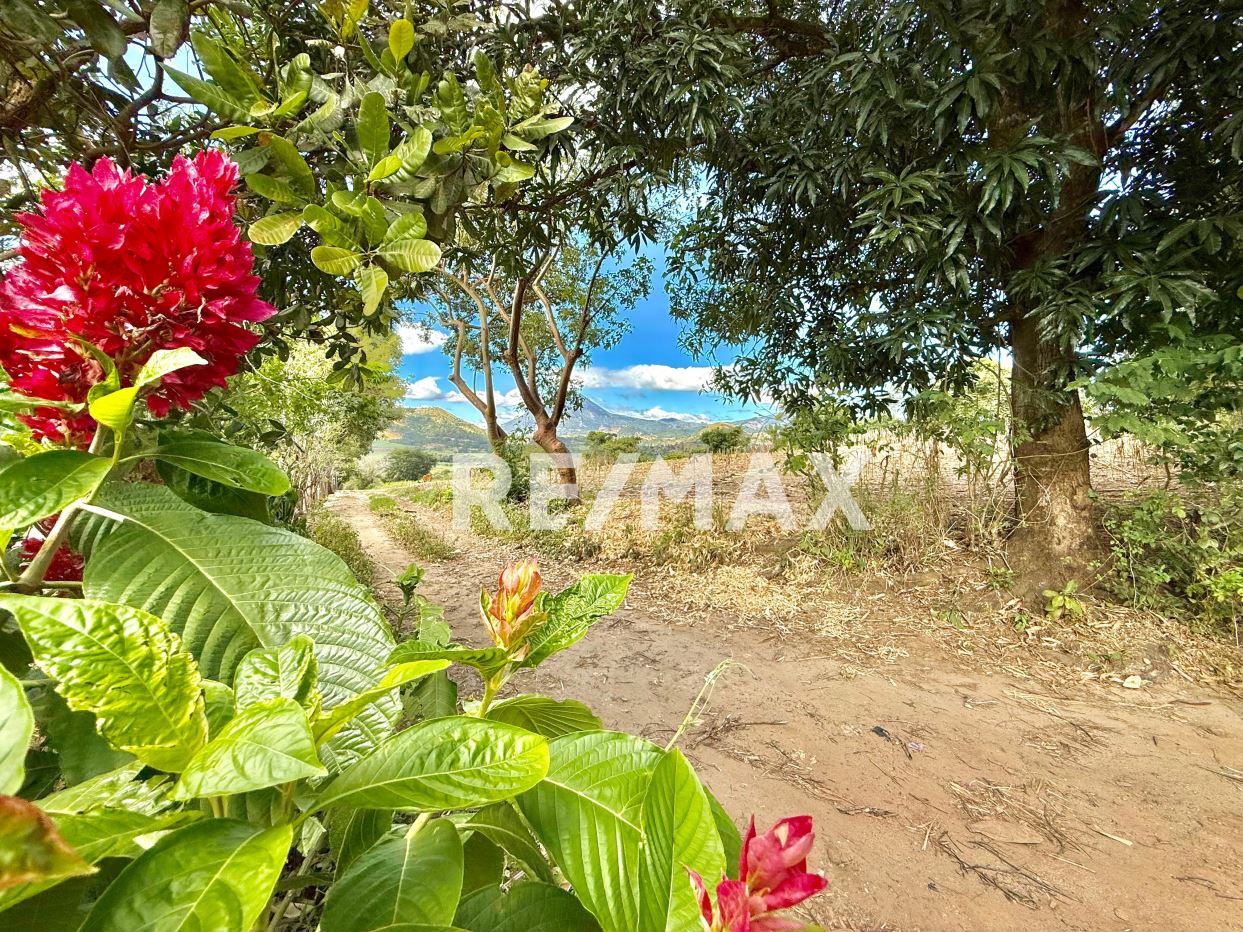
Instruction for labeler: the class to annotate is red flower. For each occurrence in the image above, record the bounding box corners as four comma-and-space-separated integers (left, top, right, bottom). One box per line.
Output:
689, 815, 828, 931
17, 518, 83, 582
0, 151, 275, 443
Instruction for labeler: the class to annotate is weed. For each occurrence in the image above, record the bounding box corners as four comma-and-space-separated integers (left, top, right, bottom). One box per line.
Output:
305, 508, 375, 587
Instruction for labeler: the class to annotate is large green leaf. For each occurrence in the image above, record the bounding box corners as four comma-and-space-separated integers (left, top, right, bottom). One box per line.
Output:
313, 660, 449, 744
162, 65, 249, 120
233, 635, 318, 710
378, 237, 442, 273
189, 33, 261, 105
520, 575, 632, 669
0, 597, 207, 773
328, 807, 393, 875
0, 796, 93, 891
312, 245, 364, 275
172, 698, 325, 800
357, 264, 389, 317
484, 695, 601, 739
27, 686, 133, 786
460, 804, 554, 884
148, 437, 290, 496
516, 731, 664, 931
454, 882, 600, 932
321, 818, 463, 931
0, 667, 32, 795
248, 212, 303, 245
148, 0, 189, 58
0, 450, 111, 529
637, 749, 725, 931
317, 717, 548, 811
388, 641, 510, 680
156, 461, 271, 523
36, 762, 167, 815
357, 91, 390, 166
80, 819, 291, 932
79, 484, 397, 752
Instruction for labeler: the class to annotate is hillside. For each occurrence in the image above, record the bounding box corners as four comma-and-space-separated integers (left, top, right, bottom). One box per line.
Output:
376, 406, 490, 457
503, 396, 773, 439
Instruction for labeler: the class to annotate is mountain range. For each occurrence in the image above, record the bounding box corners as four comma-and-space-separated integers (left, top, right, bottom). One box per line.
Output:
378, 396, 774, 457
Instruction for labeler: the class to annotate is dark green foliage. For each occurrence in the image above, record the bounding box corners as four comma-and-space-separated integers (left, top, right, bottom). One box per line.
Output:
699, 425, 746, 454
384, 448, 437, 483
306, 509, 375, 587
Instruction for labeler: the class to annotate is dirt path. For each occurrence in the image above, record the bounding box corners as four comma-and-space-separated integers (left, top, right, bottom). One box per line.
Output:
329, 491, 1243, 932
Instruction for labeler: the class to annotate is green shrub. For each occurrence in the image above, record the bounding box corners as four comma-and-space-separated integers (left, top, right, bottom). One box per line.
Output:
699, 424, 747, 453
384, 447, 438, 483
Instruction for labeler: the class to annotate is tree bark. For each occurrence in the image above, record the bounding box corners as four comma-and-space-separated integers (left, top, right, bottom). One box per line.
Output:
1007, 311, 1102, 595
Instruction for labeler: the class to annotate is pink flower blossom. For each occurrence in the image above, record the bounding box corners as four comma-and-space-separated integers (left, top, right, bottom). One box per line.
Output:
690, 815, 828, 931
0, 151, 275, 443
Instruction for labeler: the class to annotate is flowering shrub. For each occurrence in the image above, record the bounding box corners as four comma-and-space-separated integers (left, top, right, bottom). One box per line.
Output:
0, 153, 829, 930
0, 152, 274, 443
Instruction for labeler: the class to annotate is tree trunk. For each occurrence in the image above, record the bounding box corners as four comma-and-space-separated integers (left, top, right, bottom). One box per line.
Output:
1007, 311, 1102, 596
532, 425, 580, 502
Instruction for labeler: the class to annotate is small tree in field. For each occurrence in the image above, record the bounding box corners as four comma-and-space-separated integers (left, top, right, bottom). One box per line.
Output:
384, 447, 437, 482
700, 425, 747, 454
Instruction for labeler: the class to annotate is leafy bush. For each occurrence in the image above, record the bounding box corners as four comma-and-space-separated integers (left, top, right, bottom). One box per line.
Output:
384, 447, 438, 483
699, 425, 747, 454
1102, 487, 1243, 635
306, 508, 375, 587
586, 431, 641, 460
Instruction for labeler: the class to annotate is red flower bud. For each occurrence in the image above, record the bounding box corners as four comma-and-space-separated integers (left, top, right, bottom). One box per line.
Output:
480, 558, 545, 652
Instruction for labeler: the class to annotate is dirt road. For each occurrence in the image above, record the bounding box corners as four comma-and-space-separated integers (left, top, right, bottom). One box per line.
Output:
329, 491, 1243, 931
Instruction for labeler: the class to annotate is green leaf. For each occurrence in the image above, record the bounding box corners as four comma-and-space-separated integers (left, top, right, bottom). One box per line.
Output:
404, 668, 457, 722
245, 172, 303, 204
313, 245, 365, 275
0, 667, 32, 795
484, 695, 601, 739
493, 159, 536, 183
0, 450, 111, 529
64, 0, 126, 58
516, 731, 664, 930
328, 807, 392, 874
156, 461, 271, 523
161, 65, 249, 121
388, 641, 509, 680
27, 688, 134, 788
233, 635, 318, 710
313, 660, 448, 745
384, 212, 428, 243
203, 680, 235, 736
262, 133, 316, 195
461, 803, 555, 884
378, 237, 442, 274
135, 347, 207, 388
520, 575, 632, 668
317, 716, 548, 811
148, 0, 188, 58
79, 483, 397, 757
249, 212, 303, 245
189, 33, 260, 105
388, 20, 415, 64
357, 264, 389, 317
172, 698, 325, 799
637, 749, 725, 931
0, 391, 81, 413
367, 154, 404, 182
211, 125, 260, 140
79, 820, 292, 932
514, 115, 574, 141
87, 386, 139, 434
0, 796, 93, 890
707, 788, 741, 880
460, 832, 503, 897
357, 91, 390, 167
501, 133, 537, 152
455, 882, 601, 932
148, 437, 290, 496
395, 127, 433, 172
322, 819, 463, 931
1, 597, 207, 772
35, 761, 159, 815
434, 73, 468, 134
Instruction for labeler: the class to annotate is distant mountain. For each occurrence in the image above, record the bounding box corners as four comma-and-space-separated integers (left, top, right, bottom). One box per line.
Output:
503, 396, 746, 439
377, 406, 490, 457
380, 397, 776, 457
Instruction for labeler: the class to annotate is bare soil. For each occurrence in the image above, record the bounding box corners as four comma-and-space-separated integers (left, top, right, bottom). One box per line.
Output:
329, 490, 1243, 932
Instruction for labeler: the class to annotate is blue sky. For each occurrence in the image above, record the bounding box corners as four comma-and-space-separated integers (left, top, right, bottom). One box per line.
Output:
396, 246, 775, 426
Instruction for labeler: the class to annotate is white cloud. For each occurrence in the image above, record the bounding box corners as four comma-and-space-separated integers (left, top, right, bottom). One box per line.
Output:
580, 364, 720, 393
405, 377, 464, 403
619, 406, 712, 423
397, 325, 447, 355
